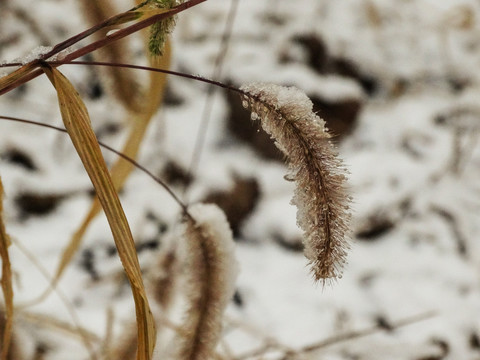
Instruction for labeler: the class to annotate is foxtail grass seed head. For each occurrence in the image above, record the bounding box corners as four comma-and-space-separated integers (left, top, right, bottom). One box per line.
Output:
152, 245, 178, 309
148, 0, 179, 56
175, 203, 238, 360
240, 83, 351, 283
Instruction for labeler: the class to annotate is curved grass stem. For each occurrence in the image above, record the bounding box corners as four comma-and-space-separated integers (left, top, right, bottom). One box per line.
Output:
0, 115, 189, 217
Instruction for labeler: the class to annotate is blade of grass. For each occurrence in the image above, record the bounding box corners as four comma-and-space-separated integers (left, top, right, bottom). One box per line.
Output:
51, 60, 242, 94
79, 0, 143, 113
0, 177, 14, 360
39, 39, 172, 306
0, 62, 36, 93
41, 63, 156, 360
20, 311, 100, 343
110, 40, 171, 189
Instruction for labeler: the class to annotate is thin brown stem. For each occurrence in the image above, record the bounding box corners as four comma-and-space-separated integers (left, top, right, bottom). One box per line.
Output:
234, 311, 436, 359
13, 238, 99, 359
184, 0, 240, 198
51, 60, 244, 95
282, 311, 437, 359
0, 115, 189, 217
1, 59, 259, 109
0, 0, 208, 96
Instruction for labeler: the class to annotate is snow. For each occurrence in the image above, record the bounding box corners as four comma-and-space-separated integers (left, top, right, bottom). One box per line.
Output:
1, 0, 480, 359
19, 45, 53, 64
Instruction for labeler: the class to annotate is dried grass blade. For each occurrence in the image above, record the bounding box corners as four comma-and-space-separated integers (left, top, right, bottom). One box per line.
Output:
48, 39, 171, 296
79, 0, 142, 112
0, 63, 36, 93
20, 311, 100, 343
51, 210, 97, 291
109, 40, 171, 184
12, 237, 98, 358
0, 177, 14, 360
41, 63, 156, 359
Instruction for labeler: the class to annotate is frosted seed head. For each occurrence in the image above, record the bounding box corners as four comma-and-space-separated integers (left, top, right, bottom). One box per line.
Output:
147, 0, 178, 56
177, 203, 238, 359
240, 82, 351, 283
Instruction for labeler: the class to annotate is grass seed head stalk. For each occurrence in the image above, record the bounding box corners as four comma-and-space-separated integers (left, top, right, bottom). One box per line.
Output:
148, 0, 180, 56
175, 204, 238, 360
0, 177, 14, 360
240, 83, 352, 283
0, 115, 189, 216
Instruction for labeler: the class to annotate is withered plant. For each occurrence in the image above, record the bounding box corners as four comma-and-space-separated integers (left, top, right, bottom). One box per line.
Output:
0, 0, 352, 359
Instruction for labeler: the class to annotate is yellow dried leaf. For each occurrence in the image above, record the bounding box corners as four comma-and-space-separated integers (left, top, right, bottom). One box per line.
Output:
110, 40, 171, 184
106, 4, 169, 27
0, 63, 36, 93
41, 63, 156, 360
80, 0, 143, 113
105, 10, 144, 27
45, 39, 171, 302
0, 176, 14, 360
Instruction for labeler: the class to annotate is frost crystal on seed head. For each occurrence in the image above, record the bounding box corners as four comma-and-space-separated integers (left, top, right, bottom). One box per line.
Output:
240, 82, 351, 283
175, 203, 238, 359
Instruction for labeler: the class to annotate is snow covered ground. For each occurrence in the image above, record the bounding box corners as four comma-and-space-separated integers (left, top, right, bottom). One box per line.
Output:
2, 0, 480, 359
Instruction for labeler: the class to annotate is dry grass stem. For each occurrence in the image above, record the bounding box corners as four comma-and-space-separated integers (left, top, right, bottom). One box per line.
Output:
240, 83, 351, 283
150, 245, 178, 309
79, 0, 142, 112
12, 238, 97, 358
0, 0, 206, 96
108, 40, 171, 186
0, 177, 14, 360
0, 311, 21, 360
174, 203, 238, 360
20, 311, 100, 343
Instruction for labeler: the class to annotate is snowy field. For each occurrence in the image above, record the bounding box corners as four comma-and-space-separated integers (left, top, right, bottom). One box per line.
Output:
2, 0, 480, 359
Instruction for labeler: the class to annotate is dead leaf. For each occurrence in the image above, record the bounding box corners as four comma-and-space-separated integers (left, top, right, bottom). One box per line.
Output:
0, 177, 14, 360
42, 63, 156, 360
